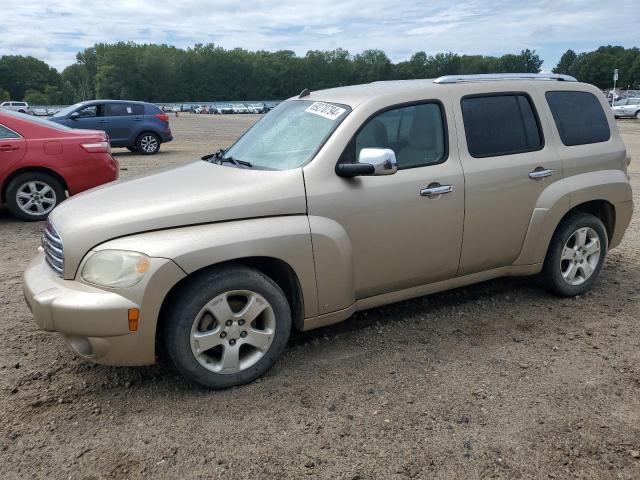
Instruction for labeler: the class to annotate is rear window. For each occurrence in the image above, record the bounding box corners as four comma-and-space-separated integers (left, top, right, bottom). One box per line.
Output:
461, 93, 543, 157
545, 91, 610, 146
105, 103, 144, 116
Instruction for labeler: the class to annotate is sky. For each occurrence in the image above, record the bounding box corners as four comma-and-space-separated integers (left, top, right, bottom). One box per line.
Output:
1, 0, 638, 73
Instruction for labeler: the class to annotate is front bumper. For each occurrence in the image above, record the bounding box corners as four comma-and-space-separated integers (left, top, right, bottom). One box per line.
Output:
23, 252, 185, 365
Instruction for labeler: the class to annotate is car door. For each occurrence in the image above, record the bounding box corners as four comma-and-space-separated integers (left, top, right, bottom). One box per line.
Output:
449, 87, 565, 276
67, 104, 105, 131
306, 100, 465, 312
0, 123, 27, 176
103, 103, 142, 146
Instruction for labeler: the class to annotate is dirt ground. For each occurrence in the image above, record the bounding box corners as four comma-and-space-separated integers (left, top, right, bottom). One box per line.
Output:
1, 114, 639, 479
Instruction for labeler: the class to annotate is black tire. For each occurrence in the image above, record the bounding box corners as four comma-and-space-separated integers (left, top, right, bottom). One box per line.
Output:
135, 132, 160, 155
5, 171, 65, 221
542, 212, 608, 297
126, 146, 138, 152
163, 265, 292, 389
635, 110, 640, 120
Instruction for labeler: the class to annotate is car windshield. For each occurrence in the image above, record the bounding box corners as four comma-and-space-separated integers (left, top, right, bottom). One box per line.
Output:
221, 100, 351, 170
52, 102, 85, 118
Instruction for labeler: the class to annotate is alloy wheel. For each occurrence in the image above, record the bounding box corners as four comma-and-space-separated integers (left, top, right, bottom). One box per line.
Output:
140, 135, 158, 153
16, 181, 57, 217
189, 290, 276, 374
560, 227, 601, 286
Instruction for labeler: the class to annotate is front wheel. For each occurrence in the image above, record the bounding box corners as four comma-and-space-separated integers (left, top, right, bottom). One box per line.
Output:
635, 110, 640, 120
136, 133, 160, 155
163, 266, 292, 389
542, 213, 608, 296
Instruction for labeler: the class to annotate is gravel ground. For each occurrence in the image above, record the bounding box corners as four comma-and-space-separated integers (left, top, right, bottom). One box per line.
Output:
1, 114, 639, 479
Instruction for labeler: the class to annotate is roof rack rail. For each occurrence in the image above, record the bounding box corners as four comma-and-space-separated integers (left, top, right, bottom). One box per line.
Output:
433, 73, 577, 84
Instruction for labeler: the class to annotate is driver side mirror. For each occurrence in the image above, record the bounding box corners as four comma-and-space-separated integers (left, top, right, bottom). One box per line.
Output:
336, 148, 398, 178
69, 111, 80, 120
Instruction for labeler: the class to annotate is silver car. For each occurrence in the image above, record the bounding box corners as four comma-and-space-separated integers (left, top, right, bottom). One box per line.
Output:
612, 98, 640, 119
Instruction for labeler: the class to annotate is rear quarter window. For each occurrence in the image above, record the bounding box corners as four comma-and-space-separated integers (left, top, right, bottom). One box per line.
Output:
545, 91, 610, 146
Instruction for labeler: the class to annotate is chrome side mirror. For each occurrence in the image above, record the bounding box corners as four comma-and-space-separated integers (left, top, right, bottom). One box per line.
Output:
336, 148, 398, 178
358, 148, 398, 175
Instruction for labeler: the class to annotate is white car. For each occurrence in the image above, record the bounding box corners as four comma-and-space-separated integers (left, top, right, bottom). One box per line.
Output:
612, 98, 640, 119
232, 104, 249, 114
0, 101, 30, 113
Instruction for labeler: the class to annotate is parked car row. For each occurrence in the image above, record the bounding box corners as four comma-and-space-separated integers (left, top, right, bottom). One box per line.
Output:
190, 103, 270, 114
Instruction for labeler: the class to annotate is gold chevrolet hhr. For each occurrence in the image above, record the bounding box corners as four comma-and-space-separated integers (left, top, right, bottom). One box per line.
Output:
24, 74, 633, 389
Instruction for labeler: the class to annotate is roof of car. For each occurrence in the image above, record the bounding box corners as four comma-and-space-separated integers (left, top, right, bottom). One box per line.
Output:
83, 99, 151, 105
300, 74, 586, 108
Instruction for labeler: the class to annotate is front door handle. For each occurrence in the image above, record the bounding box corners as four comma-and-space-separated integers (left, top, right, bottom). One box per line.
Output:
0, 145, 18, 152
99, 120, 108, 124
420, 184, 454, 197
529, 168, 554, 179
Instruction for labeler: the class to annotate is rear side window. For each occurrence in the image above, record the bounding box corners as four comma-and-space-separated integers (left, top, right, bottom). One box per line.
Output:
461, 93, 543, 157
105, 103, 144, 116
545, 91, 610, 146
0, 124, 20, 139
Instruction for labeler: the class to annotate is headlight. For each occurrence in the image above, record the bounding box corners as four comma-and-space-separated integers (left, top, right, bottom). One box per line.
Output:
81, 250, 150, 288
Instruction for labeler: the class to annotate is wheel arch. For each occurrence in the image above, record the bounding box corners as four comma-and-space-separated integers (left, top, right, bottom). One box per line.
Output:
1, 166, 68, 204
156, 256, 306, 350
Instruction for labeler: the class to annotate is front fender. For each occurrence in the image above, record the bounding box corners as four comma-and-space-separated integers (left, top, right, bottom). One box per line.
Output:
96, 216, 319, 318
516, 169, 633, 265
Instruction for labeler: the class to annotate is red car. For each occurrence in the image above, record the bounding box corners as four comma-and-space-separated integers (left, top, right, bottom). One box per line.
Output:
0, 109, 118, 221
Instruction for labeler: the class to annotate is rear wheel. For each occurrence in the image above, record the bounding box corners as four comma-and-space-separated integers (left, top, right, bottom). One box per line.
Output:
542, 213, 608, 296
136, 132, 160, 155
635, 110, 640, 120
163, 265, 292, 389
5, 171, 65, 221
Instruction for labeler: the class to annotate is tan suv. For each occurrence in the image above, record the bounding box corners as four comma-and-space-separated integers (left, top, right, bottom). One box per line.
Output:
23, 73, 633, 389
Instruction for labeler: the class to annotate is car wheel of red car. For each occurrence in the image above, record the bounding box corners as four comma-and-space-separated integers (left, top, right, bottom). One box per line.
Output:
6, 172, 65, 221
136, 133, 160, 155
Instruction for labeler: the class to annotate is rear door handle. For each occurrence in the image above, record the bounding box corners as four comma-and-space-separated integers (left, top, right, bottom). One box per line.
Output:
133, 117, 143, 121
99, 120, 108, 124
529, 168, 554, 179
0, 145, 18, 152
420, 184, 454, 197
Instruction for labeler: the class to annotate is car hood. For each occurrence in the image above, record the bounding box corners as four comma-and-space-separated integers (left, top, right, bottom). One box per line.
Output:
49, 161, 308, 278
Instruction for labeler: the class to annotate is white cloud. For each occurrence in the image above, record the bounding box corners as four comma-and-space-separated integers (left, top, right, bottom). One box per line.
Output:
0, 0, 637, 71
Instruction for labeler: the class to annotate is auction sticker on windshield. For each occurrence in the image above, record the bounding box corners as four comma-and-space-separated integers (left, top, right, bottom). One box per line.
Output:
305, 102, 346, 121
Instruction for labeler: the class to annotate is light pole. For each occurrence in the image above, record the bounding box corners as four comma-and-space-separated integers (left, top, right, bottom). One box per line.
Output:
613, 68, 618, 102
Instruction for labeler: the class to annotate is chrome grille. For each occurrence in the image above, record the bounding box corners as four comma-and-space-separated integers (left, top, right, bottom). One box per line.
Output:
42, 220, 64, 276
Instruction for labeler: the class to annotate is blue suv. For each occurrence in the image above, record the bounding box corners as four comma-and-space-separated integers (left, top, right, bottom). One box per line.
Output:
50, 100, 173, 154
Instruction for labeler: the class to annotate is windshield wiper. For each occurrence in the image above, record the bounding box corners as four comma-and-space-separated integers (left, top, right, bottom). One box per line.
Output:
202, 149, 252, 168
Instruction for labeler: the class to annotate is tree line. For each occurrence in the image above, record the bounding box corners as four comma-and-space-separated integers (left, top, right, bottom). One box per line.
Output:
0, 43, 638, 105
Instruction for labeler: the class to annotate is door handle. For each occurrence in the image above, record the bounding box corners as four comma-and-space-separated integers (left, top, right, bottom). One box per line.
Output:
99, 120, 108, 124
0, 145, 18, 152
420, 184, 454, 197
133, 117, 143, 121
529, 168, 554, 179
